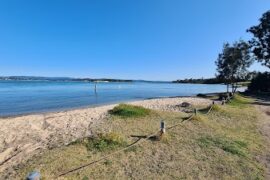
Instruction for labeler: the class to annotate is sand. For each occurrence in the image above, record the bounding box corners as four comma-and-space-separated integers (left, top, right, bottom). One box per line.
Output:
0, 97, 211, 175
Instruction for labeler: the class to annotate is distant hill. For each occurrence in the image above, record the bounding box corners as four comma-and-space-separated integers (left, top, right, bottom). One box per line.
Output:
0, 76, 133, 83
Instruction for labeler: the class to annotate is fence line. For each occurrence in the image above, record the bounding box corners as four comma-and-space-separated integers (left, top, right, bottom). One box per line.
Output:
56, 96, 233, 178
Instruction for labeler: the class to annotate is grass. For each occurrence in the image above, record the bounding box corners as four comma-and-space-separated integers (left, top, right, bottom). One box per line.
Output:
198, 136, 248, 157
109, 104, 151, 118
14, 96, 268, 179
82, 132, 127, 152
228, 93, 253, 107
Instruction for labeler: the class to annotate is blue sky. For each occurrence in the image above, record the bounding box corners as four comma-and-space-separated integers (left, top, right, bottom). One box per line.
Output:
0, 0, 269, 80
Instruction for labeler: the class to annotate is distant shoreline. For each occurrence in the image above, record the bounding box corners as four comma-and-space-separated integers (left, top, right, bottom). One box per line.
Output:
0, 76, 133, 83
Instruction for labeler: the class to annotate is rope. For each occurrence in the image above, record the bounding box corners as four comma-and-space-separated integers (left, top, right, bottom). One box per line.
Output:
57, 102, 218, 178
57, 129, 161, 177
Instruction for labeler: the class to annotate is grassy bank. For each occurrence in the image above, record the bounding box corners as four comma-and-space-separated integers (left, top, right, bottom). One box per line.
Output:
15, 95, 267, 179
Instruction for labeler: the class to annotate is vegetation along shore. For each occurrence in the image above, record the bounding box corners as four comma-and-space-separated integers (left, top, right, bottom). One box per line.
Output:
0, 93, 269, 179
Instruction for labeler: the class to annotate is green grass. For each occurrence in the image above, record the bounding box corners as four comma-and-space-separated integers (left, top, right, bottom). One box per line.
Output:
228, 93, 253, 107
13, 95, 268, 179
83, 132, 127, 152
109, 104, 151, 118
198, 136, 248, 157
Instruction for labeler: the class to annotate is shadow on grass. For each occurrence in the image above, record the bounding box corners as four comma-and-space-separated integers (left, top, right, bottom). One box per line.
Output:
130, 134, 161, 141
241, 92, 270, 106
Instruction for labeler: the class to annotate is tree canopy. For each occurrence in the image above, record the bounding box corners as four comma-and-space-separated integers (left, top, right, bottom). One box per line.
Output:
215, 40, 253, 92
247, 10, 270, 68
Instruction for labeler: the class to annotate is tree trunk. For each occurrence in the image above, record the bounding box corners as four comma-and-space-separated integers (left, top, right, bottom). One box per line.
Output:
233, 83, 238, 93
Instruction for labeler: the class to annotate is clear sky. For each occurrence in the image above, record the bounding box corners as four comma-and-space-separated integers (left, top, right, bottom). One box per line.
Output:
0, 0, 269, 80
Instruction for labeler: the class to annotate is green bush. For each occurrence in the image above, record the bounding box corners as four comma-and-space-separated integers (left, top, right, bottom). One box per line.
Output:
84, 132, 127, 152
109, 104, 150, 118
248, 72, 270, 92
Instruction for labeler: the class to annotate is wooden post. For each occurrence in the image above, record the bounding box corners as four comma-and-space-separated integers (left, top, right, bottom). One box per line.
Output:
194, 108, 197, 115
160, 121, 165, 134
222, 98, 225, 105
94, 83, 97, 93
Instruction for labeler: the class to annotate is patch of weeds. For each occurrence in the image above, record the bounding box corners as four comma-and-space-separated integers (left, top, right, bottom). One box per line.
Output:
198, 136, 248, 157
228, 94, 252, 107
109, 104, 151, 118
104, 159, 113, 166
82, 176, 89, 180
84, 132, 127, 152
211, 104, 223, 112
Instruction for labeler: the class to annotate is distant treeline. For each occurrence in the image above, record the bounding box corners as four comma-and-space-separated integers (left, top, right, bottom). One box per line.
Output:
72, 78, 132, 83
0, 76, 132, 83
172, 78, 250, 84
172, 78, 223, 84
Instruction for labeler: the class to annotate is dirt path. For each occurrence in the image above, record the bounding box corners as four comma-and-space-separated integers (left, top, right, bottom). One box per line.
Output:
254, 98, 270, 179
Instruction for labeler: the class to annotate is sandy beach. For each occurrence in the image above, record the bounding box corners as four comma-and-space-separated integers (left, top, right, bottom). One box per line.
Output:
0, 97, 211, 175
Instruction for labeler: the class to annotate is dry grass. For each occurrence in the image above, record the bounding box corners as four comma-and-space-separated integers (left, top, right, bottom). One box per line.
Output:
14, 96, 267, 179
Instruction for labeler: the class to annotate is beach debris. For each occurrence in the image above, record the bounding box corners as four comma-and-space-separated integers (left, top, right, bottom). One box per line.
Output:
180, 102, 192, 108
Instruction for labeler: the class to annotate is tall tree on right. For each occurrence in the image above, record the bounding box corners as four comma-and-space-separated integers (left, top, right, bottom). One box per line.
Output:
215, 40, 253, 93
247, 10, 270, 68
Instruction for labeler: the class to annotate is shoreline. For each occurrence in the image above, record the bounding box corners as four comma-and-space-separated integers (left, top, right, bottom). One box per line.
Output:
0, 96, 212, 175
0, 94, 203, 119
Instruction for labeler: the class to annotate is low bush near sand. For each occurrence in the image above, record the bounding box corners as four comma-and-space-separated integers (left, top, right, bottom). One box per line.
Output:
109, 104, 150, 118
83, 132, 127, 152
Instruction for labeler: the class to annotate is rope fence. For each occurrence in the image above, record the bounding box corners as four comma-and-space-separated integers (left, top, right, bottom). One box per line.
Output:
28, 94, 234, 179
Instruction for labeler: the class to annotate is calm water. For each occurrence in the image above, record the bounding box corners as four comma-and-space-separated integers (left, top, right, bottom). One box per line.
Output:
0, 80, 228, 117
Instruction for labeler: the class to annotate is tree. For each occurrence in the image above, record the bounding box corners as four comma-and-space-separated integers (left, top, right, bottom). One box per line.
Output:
247, 10, 270, 68
248, 72, 270, 92
215, 40, 253, 93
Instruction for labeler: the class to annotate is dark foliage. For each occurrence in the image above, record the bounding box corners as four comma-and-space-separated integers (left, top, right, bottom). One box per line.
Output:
247, 10, 270, 68
172, 78, 223, 84
248, 72, 270, 92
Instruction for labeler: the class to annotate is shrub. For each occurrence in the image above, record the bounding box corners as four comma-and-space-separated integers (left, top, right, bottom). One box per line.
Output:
109, 104, 150, 118
84, 132, 127, 152
197, 93, 207, 98
248, 72, 270, 92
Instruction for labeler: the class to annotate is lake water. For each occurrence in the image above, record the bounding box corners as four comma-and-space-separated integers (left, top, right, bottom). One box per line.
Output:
0, 80, 229, 117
